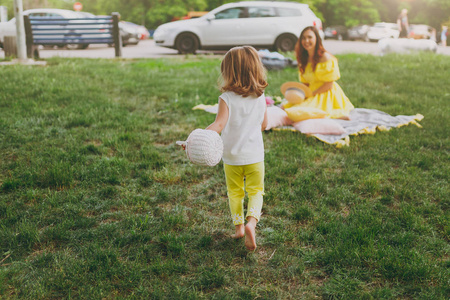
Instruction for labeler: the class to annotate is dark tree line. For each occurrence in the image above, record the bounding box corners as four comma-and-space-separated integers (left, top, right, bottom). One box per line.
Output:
2, 0, 449, 30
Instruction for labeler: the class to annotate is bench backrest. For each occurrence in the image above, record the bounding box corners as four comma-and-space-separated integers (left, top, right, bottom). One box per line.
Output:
28, 16, 114, 45
24, 12, 122, 57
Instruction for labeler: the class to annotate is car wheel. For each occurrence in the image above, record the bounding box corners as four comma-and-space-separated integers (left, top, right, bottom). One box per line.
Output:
66, 44, 87, 50
275, 34, 297, 52
66, 44, 78, 50
175, 33, 199, 54
65, 33, 82, 50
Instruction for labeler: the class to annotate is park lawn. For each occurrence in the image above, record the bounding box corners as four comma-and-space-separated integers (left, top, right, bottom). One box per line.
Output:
0, 54, 449, 299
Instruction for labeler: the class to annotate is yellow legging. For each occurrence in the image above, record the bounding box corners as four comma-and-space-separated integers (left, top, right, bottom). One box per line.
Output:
224, 162, 264, 225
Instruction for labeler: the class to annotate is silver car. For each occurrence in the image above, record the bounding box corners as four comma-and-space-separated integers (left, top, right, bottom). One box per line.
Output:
366, 22, 400, 42
153, 1, 324, 53
348, 25, 370, 42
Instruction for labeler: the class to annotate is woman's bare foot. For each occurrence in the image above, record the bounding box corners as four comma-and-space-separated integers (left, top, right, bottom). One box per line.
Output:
232, 224, 245, 239
245, 218, 257, 251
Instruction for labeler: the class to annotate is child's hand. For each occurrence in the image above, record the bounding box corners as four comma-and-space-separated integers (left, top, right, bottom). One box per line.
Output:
176, 141, 186, 150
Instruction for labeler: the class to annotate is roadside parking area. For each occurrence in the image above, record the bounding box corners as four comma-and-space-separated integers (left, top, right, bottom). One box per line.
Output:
1, 39, 449, 59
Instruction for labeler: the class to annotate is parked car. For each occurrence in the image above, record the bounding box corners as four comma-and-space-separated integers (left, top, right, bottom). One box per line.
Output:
69, 12, 142, 48
324, 25, 348, 40
153, 1, 324, 53
119, 21, 141, 45
0, 8, 107, 49
79, 13, 141, 46
366, 22, 399, 42
347, 25, 370, 41
123, 21, 150, 40
75, 11, 96, 18
105, 21, 141, 47
92, 15, 142, 46
408, 24, 436, 40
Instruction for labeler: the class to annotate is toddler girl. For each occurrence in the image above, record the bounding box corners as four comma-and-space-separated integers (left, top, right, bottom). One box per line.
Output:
206, 46, 268, 251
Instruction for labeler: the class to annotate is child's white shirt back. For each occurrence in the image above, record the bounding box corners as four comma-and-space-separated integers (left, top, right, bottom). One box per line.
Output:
219, 91, 266, 166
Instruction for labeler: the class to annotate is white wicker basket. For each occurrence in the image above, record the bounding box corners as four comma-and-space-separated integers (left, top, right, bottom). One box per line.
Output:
177, 129, 223, 166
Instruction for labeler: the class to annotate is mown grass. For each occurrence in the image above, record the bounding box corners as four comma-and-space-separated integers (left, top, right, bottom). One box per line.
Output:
0, 53, 449, 299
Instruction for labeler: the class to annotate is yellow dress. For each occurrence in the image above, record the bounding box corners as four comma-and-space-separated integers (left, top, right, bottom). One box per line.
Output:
285, 57, 354, 119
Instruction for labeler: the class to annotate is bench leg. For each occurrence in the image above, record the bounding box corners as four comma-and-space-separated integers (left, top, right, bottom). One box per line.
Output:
27, 44, 39, 59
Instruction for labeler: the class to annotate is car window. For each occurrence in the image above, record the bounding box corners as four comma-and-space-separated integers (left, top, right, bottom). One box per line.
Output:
276, 7, 302, 17
215, 8, 246, 19
47, 13, 63, 18
248, 7, 276, 18
28, 12, 64, 18
28, 13, 46, 18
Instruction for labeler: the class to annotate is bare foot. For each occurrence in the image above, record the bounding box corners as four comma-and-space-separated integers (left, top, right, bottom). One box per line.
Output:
245, 221, 257, 251
232, 224, 245, 239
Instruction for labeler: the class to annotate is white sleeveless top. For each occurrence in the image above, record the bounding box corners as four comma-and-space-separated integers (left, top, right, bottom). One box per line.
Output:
219, 91, 266, 166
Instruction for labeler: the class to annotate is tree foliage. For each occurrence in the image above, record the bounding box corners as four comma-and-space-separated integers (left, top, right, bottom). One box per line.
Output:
1, 0, 448, 30
319, 0, 379, 27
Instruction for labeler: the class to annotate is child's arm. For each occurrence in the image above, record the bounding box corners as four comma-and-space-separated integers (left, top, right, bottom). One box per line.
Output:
261, 106, 268, 131
206, 98, 229, 134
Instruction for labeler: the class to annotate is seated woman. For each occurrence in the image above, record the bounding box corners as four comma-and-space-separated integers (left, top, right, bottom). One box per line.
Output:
283, 26, 354, 120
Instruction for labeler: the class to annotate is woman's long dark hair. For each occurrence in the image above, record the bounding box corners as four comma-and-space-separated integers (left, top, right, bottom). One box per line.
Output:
295, 26, 326, 74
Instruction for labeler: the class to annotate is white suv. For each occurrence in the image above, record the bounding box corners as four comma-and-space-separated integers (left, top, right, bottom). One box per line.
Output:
153, 1, 324, 53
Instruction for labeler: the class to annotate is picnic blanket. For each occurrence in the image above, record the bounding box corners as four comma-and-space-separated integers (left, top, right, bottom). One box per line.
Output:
192, 104, 423, 147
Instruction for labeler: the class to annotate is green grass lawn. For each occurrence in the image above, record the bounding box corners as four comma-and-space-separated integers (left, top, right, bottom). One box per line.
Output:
0, 54, 449, 299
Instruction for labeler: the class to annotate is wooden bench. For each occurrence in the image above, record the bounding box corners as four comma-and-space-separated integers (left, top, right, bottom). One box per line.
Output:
23, 12, 122, 58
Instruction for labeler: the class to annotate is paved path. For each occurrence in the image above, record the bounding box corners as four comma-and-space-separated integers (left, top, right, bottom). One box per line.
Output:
325, 39, 450, 56
1, 39, 449, 59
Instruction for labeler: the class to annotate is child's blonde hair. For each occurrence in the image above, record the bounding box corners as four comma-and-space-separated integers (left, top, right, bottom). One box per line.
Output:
220, 46, 268, 97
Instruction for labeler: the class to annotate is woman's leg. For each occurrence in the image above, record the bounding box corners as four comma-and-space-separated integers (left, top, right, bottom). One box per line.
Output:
224, 164, 245, 238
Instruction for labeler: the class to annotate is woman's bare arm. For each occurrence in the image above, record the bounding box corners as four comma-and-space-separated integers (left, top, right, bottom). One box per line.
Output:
312, 81, 333, 96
